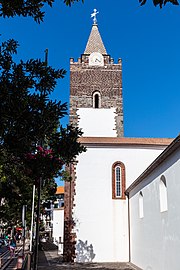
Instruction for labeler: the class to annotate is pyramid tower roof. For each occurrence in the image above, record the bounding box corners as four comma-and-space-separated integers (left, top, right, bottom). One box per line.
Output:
84, 23, 107, 55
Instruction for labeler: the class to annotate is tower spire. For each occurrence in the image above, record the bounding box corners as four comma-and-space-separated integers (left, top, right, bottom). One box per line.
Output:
84, 9, 107, 55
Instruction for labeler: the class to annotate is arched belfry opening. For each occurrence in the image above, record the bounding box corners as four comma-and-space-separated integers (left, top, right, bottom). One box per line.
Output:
95, 94, 99, 108
93, 91, 101, 108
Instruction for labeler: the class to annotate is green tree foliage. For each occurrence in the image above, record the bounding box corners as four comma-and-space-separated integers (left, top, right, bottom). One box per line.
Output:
139, 0, 179, 7
0, 0, 84, 23
0, 39, 86, 225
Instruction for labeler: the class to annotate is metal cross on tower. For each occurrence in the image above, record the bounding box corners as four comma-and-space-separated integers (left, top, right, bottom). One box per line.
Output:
91, 8, 99, 25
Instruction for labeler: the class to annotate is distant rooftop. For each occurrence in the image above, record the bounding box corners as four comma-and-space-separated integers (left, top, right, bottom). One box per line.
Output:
56, 186, 64, 194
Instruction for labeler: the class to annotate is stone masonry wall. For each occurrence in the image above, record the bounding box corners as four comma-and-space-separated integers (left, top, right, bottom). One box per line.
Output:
69, 59, 124, 137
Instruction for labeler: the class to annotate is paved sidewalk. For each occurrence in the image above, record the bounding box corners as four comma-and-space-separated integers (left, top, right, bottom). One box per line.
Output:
38, 250, 141, 270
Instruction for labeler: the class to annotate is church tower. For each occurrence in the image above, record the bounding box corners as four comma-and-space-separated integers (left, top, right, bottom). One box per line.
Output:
63, 11, 173, 264
69, 13, 124, 137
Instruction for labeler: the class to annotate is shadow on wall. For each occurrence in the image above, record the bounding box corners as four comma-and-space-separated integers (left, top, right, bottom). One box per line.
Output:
76, 239, 96, 262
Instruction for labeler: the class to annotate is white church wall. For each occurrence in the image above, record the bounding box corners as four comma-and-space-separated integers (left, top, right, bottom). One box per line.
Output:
77, 108, 117, 137
52, 208, 64, 252
129, 148, 180, 270
73, 145, 165, 262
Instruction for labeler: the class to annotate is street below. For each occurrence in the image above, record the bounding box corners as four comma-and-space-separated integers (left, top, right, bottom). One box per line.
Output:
38, 249, 140, 270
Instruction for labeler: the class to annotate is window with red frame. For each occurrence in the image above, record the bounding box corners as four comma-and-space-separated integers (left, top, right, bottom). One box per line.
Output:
112, 161, 126, 199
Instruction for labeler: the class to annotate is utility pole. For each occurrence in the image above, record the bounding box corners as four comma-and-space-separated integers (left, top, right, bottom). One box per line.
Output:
30, 185, 35, 252
33, 178, 41, 270
22, 205, 27, 259
44, 49, 48, 66
33, 49, 48, 269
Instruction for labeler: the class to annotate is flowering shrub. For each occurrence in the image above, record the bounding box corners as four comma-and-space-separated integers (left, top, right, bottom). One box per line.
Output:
26, 146, 54, 159
25, 146, 63, 181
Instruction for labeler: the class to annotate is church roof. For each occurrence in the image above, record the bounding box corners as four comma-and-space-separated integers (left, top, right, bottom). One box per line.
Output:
84, 24, 107, 55
125, 135, 180, 196
79, 137, 173, 147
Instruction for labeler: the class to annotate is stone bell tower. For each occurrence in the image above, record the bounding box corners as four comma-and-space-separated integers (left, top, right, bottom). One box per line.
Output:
69, 11, 124, 137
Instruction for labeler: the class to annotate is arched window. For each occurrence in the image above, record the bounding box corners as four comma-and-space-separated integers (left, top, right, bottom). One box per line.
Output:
159, 175, 168, 212
94, 94, 99, 108
93, 91, 101, 108
112, 161, 126, 199
115, 166, 121, 197
139, 191, 144, 218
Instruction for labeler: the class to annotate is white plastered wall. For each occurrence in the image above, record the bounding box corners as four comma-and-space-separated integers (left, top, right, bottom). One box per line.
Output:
129, 148, 180, 270
73, 145, 165, 262
53, 208, 64, 248
77, 108, 117, 137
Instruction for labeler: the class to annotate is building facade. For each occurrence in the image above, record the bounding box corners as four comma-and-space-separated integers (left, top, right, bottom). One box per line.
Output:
126, 135, 180, 270
52, 186, 64, 250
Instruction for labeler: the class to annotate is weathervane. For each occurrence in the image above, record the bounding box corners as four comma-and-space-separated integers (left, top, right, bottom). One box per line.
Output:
91, 9, 99, 25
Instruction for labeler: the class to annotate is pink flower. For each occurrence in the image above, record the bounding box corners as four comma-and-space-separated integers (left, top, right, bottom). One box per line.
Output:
36, 146, 43, 152
25, 153, 35, 159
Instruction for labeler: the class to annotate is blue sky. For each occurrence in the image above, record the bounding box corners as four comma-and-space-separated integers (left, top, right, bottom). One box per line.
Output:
1, 0, 180, 139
